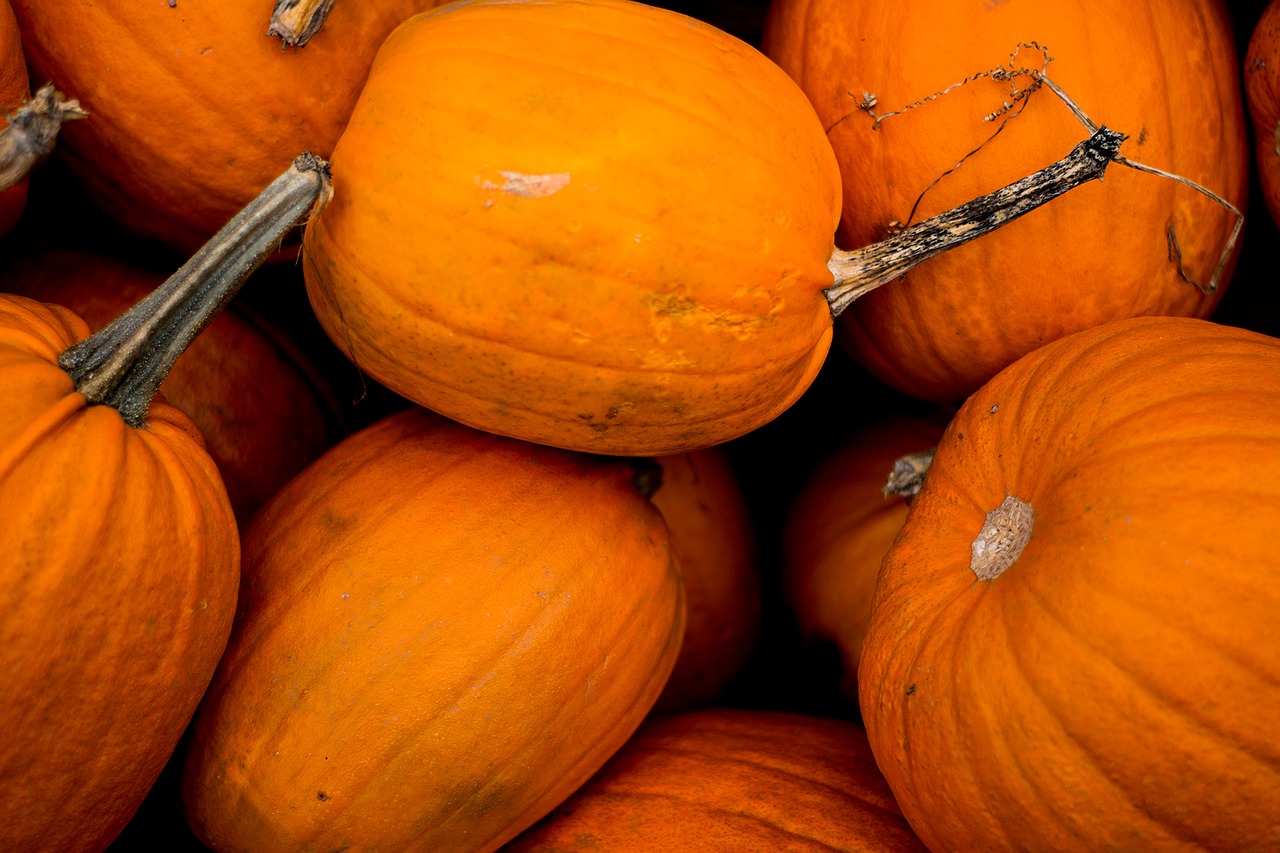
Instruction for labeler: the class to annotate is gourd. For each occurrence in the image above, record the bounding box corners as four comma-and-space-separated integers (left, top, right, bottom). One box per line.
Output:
859, 315, 1280, 851
0, 154, 329, 852
763, 0, 1248, 401
505, 707, 929, 851
1246, 0, 1280, 228
180, 408, 685, 853
7, 0, 442, 254
301, 0, 1137, 456
0, 246, 344, 522
649, 448, 760, 713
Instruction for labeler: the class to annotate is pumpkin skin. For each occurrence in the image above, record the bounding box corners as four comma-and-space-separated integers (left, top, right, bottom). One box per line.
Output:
505, 707, 929, 852
1246, 0, 1280, 229
783, 413, 945, 704
0, 294, 239, 852
859, 316, 1280, 851
0, 246, 344, 522
649, 448, 760, 713
0, 0, 29, 236
763, 0, 1248, 401
181, 407, 685, 853
302, 0, 841, 455
6, 0, 442, 255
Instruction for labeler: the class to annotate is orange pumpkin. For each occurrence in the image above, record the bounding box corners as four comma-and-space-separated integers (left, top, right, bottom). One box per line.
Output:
0, 246, 344, 522
7, 0, 442, 254
180, 407, 685, 853
859, 316, 1280, 851
0, 155, 330, 851
505, 707, 928, 851
783, 413, 946, 704
763, 0, 1248, 401
1246, 0, 1280, 229
649, 448, 760, 713
0, 0, 30, 234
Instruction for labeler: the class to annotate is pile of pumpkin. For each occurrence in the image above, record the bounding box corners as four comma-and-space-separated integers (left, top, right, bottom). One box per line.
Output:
1, 0, 1277, 850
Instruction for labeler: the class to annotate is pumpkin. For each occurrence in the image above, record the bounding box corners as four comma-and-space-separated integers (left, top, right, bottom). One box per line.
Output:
1246, 0, 1280, 229
0, 246, 344, 522
505, 707, 929, 851
7, 0, 442, 255
301, 0, 1129, 456
180, 407, 685, 853
858, 315, 1280, 851
649, 448, 760, 713
0, 154, 329, 851
762, 0, 1248, 401
783, 412, 946, 705
0, 0, 30, 234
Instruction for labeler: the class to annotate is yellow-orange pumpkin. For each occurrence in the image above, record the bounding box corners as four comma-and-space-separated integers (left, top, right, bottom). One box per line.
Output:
763, 0, 1248, 401
180, 407, 685, 853
859, 316, 1280, 851
7, 0, 441, 254
505, 707, 928, 851
783, 413, 946, 704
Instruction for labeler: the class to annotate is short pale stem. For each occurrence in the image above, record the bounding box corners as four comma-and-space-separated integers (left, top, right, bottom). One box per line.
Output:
970, 495, 1035, 580
0, 84, 87, 192
59, 153, 333, 427
824, 126, 1127, 316
268, 0, 339, 47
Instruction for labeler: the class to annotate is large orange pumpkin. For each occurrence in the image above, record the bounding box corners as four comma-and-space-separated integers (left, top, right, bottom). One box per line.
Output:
763, 0, 1248, 401
505, 707, 929, 851
859, 316, 1280, 851
7, 0, 441, 254
180, 407, 685, 853
0, 155, 330, 851
1246, 0, 1280, 229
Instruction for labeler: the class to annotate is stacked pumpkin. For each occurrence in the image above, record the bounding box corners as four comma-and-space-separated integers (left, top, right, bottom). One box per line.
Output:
0, 0, 1277, 851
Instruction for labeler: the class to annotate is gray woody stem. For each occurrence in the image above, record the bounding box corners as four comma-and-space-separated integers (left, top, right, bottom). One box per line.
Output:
825, 126, 1127, 316
0, 84, 87, 192
59, 153, 333, 428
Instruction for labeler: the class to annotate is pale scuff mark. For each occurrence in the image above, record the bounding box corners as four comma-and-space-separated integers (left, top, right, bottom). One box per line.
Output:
478, 170, 571, 199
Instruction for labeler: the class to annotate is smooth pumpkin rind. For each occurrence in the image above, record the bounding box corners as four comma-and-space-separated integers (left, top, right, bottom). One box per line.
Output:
0, 294, 239, 853
859, 316, 1280, 851
182, 407, 685, 853
302, 0, 841, 454
763, 0, 1247, 401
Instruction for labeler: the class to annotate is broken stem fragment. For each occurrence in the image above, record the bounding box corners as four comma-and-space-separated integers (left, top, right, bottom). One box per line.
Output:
824, 125, 1126, 316
0, 84, 87, 192
268, 0, 339, 47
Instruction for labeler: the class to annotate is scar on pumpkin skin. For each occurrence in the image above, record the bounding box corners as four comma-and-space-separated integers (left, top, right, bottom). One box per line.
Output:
830, 41, 1243, 294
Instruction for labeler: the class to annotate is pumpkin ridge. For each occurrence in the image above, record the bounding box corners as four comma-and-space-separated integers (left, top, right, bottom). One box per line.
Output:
0, 391, 82, 481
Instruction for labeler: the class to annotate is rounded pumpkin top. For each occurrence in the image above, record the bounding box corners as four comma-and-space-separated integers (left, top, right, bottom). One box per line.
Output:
303, 0, 842, 455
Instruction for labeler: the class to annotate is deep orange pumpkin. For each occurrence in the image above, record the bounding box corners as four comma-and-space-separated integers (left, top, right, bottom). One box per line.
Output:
505, 707, 929, 851
7, 0, 441, 254
649, 448, 760, 713
0, 246, 344, 522
763, 0, 1248, 401
1246, 0, 1280, 229
0, 0, 30, 235
180, 407, 685, 853
859, 316, 1280, 851
783, 413, 946, 703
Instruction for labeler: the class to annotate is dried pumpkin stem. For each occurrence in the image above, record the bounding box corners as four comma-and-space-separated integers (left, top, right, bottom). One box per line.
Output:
824, 126, 1125, 316
883, 448, 935, 501
0, 84, 87, 192
59, 153, 333, 427
268, 0, 339, 47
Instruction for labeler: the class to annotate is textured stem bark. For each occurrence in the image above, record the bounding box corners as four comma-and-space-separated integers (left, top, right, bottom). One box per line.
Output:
0, 84, 86, 192
825, 126, 1127, 316
59, 153, 333, 427
268, 0, 339, 47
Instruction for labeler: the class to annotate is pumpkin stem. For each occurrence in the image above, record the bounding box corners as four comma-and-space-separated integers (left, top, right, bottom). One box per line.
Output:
825, 126, 1125, 315
268, 0, 339, 48
970, 495, 1034, 581
0, 84, 87, 192
883, 448, 935, 502
59, 153, 333, 427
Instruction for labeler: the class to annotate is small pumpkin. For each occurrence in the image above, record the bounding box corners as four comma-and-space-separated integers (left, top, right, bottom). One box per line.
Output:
1246, 0, 1280, 229
302, 0, 1131, 456
0, 246, 344, 522
649, 448, 760, 713
7, 0, 442, 254
180, 408, 685, 853
783, 412, 946, 704
505, 707, 929, 852
0, 155, 329, 852
762, 0, 1248, 401
859, 316, 1280, 851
